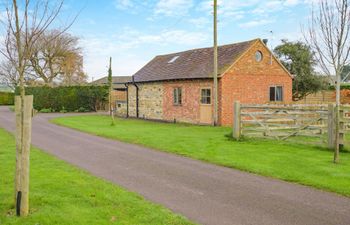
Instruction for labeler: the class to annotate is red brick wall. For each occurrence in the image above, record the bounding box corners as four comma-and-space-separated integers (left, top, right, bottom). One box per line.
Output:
111, 90, 127, 109
219, 40, 293, 126
163, 79, 213, 124
112, 90, 127, 101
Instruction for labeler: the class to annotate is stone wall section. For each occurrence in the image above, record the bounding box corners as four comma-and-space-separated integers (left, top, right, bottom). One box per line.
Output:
128, 83, 163, 120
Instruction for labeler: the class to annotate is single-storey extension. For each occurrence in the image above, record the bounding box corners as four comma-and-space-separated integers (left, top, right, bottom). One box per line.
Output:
92, 76, 131, 115
126, 38, 293, 126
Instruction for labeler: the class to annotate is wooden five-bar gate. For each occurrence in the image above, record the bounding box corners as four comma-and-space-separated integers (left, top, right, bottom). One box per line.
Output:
233, 102, 350, 149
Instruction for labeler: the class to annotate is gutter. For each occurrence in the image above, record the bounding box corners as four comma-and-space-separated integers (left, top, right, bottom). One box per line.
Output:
132, 77, 139, 118
124, 83, 129, 118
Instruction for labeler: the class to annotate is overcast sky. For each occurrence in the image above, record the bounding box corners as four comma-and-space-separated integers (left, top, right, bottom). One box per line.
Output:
61, 0, 314, 81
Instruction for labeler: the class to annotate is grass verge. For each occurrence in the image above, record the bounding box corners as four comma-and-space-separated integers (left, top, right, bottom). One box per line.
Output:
52, 115, 350, 197
0, 128, 192, 225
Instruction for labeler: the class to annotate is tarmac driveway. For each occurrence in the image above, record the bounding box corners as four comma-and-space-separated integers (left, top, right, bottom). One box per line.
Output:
0, 106, 350, 225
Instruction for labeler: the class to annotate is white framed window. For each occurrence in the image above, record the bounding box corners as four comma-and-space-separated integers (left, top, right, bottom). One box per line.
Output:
269, 86, 283, 102
173, 87, 182, 105
200, 88, 211, 104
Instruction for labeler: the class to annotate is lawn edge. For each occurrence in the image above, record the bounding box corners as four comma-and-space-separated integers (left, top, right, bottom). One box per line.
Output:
51, 116, 350, 199
0, 127, 195, 224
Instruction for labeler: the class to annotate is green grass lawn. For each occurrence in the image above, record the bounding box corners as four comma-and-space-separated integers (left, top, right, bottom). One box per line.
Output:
52, 115, 350, 197
0, 128, 192, 225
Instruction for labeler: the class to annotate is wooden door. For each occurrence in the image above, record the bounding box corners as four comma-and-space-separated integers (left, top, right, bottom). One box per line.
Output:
200, 105, 212, 124
199, 88, 212, 124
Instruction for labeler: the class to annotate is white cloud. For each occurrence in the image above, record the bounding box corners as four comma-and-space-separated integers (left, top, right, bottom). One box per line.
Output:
117, 27, 208, 48
199, 0, 260, 17
154, 0, 193, 16
161, 30, 208, 45
188, 17, 210, 28
114, 0, 134, 10
284, 0, 300, 6
80, 35, 148, 78
80, 28, 209, 78
199, 0, 306, 21
239, 19, 275, 28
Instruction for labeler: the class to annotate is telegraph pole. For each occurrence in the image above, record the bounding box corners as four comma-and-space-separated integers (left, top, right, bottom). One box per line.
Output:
213, 0, 218, 126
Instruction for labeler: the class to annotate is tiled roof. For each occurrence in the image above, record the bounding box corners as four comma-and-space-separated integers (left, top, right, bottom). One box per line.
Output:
92, 76, 131, 89
133, 39, 257, 83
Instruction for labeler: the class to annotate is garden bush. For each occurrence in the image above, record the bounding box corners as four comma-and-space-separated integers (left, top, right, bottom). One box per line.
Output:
16, 86, 108, 112
39, 108, 52, 113
329, 84, 350, 90
0, 92, 14, 105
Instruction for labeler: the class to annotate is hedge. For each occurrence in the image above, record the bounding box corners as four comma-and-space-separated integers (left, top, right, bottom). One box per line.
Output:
0, 92, 15, 105
15, 86, 109, 112
329, 84, 350, 90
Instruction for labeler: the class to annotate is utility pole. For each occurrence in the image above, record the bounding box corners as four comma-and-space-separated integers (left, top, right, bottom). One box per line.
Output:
213, 0, 218, 126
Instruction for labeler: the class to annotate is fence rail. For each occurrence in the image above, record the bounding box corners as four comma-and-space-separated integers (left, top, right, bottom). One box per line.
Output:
233, 102, 339, 148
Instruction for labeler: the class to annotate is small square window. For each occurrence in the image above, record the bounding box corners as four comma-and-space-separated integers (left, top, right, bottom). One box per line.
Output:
269, 86, 283, 102
201, 89, 211, 104
173, 88, 182, 105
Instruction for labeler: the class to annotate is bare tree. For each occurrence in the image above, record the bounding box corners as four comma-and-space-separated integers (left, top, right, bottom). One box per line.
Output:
59, 51, 87, 85
0, 60, 19, 89
304, 0, 350, 163
0, 60, 37, 90
29, 30, 84, 86
0, 0, 77, 216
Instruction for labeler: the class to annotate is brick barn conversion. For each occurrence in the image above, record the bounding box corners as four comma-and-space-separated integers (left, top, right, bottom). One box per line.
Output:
123, 38, 293, 126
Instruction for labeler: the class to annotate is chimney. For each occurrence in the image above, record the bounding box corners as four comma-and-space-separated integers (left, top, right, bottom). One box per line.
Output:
263, 39, 268, 45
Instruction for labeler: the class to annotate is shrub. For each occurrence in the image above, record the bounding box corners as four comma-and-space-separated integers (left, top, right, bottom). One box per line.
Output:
16, 86, 108, 112
77, 107, 89, 112
39, 108, 52, 113
60, 107, 68, 113
0, 92, 14, 105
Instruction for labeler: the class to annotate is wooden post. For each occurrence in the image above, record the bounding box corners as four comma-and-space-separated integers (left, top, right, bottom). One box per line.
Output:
15, 95, 33, 217
212, 0, 218, 126
339, 107, 345, 150
334, 104, 340, 163
233, 101, 241, 140
328, 103, 335, 149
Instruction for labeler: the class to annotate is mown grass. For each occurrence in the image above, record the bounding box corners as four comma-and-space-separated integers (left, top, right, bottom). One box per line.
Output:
8, 105, 14, 112
52, 115, 350, 197
0, 128, 193, 225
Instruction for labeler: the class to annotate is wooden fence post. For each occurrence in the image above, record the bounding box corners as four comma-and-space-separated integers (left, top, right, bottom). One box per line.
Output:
15, 95, 33, 217
328, 103, 335, 149
233, 101, 241, 140
339, 107, 345, 150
